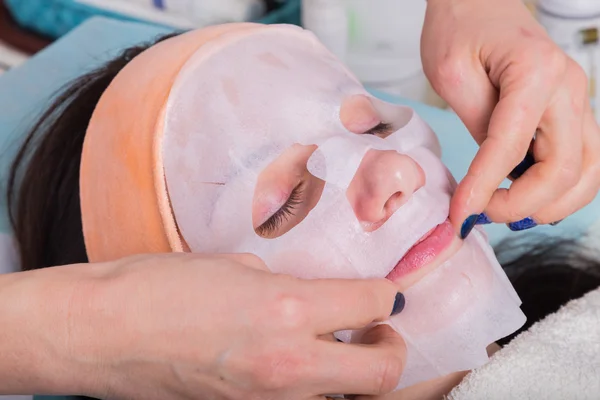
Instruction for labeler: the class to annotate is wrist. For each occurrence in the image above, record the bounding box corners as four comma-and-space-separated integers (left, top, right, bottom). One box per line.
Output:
0, 264, 113, 396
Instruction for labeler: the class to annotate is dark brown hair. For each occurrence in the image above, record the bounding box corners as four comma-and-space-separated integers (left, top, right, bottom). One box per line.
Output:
5, 30, 600, 397
7, 32, 179, 272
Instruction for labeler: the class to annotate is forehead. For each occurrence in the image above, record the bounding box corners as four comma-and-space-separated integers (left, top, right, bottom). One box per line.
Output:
162, 26, 368, 183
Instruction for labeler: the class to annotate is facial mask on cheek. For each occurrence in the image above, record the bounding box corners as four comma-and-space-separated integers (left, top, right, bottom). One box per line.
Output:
161, 25, 526, 390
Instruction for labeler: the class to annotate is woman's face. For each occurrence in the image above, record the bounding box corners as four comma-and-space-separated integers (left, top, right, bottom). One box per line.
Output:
160, 24, 525, 389
251, 92, 459, 291
163, 24, 456, 284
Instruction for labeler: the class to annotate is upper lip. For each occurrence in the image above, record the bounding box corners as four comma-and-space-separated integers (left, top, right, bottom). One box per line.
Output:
386, 223, 439, 276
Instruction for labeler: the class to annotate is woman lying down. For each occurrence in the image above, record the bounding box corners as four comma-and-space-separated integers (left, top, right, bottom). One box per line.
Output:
8, 23, 600, 399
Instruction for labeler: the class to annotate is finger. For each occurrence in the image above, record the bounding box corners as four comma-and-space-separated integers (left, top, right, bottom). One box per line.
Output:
222, 253, 270, 271
449, 57, 557, 230
312, 324, 406, 396
532, 100, 600, 223
427, 52, 498, 144
299, 278, 403, 334
483, 70, 585, 223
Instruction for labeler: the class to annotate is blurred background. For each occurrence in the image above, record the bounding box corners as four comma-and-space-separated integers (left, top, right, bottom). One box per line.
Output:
0, 0, 598, 120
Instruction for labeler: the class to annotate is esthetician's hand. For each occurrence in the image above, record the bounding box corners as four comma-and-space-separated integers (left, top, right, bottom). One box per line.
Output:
422, 0, 600, 235
72, 253, 406, 399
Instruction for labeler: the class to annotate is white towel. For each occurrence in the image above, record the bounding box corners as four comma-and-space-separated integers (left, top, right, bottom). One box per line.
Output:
448, 287, 600, 400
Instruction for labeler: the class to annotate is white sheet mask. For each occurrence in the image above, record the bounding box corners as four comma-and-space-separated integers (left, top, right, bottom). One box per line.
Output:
162, 25, 526, 389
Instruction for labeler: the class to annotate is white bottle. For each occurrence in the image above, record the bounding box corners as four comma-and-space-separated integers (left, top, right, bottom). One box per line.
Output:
301, 0, 349, 61
537, 0, 600, 121
301, 1, 441, 105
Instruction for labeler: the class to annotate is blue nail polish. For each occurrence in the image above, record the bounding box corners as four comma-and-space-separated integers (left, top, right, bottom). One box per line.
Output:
460, 214, 479, 239
390, 292, 405, 316
508, 217, 538, 231
509, 152, 536, 180
476, 213, 492, 225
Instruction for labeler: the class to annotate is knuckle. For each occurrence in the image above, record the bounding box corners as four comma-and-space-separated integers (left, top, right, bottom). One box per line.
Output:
431, 55, 464, 91
502, 142, 529, 168
537, 42, 567, 77
269, 293, 309, 330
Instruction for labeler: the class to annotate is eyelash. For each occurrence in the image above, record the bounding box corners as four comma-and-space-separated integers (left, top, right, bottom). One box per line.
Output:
366, 122, 393, 136
256, 183, 304, 236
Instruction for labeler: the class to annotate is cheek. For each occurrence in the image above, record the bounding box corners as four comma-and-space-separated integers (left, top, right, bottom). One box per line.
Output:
392, 245, 495, 335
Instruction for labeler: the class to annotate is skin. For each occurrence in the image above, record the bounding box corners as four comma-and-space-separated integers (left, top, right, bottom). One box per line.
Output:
423, 0, 600, 230
0, 253, 404, 399
252, 93, 456, 292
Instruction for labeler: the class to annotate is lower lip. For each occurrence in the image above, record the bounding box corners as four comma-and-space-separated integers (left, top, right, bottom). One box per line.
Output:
386, 220, 455, 281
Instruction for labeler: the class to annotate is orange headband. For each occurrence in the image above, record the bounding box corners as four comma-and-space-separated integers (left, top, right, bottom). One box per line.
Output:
80, 23, 268, 263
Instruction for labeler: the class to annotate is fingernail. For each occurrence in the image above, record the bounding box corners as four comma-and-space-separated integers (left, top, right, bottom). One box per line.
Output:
460, 214, 479, 239
509, 152, 535, 180
550, 219, 563, 226
476, 212, 492, 225
508, 217, 538, 231
390, 292, 405, 316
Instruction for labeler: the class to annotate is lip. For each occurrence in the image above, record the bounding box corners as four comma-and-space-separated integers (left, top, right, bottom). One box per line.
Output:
385, 219, 455, 281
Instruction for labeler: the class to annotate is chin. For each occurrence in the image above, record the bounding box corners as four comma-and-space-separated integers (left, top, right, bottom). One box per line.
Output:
390, 227, 498, 333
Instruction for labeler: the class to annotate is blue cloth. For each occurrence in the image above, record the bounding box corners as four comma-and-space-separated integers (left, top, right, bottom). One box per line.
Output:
0, 15, 596, 400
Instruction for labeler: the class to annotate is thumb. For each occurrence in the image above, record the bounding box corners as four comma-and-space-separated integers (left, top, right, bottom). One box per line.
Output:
348, 324, 406, 400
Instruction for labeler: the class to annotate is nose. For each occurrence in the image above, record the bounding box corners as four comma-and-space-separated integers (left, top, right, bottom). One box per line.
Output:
347, 149, 425, 231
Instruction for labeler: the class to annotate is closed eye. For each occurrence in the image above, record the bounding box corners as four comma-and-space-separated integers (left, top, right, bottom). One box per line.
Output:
256, 183, 304, 237
365, 122, 394, 136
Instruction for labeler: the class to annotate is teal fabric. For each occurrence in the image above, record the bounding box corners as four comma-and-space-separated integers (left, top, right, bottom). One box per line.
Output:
5, 0, 301, 39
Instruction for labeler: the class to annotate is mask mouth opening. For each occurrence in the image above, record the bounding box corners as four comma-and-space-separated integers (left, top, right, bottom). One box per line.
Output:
385, 217, 454, 281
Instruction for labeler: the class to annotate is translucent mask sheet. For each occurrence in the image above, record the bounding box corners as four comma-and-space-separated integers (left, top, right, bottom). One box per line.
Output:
161, 25, 526, 389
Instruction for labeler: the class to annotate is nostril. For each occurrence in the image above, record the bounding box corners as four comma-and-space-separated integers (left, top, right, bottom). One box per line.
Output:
384, 191, 406, 215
